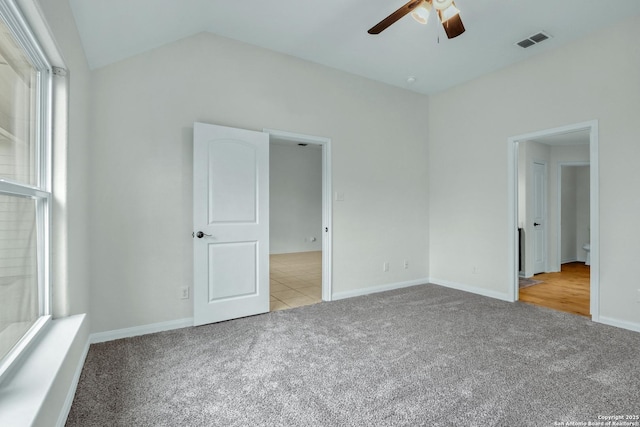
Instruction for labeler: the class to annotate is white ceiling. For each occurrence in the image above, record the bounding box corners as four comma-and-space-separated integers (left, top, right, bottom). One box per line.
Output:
68, 0, 640, 94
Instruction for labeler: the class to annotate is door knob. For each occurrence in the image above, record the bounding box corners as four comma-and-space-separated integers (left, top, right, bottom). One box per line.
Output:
194, 231, 212, 238
534, 222, 541, 226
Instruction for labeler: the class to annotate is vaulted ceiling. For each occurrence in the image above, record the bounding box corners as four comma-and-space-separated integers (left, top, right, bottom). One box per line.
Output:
68, 0, 640, 94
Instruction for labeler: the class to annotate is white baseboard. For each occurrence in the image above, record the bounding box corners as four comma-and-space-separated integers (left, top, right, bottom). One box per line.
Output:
56, 338, 90, 427
597, 316, 640, 334
429, 277, 512, 302
90, 318, 194, 344
331, 278, 429, 301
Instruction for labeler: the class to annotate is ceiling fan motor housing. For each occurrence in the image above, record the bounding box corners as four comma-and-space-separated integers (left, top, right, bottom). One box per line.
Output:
432, 0, 454, 10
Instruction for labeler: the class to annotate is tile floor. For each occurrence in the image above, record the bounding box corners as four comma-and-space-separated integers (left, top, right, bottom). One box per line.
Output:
270, 251, 322, 311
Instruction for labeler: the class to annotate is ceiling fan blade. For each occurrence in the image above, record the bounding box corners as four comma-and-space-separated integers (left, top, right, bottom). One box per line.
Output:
368, 0, 425, 35
441, 13, 465, 39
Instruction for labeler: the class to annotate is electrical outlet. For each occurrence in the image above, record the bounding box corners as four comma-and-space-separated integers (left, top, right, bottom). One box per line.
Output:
383, 262, 389, 272
403, 260, 409, 269
472, 266, 479, 274
637, 289, 640, 303
180, 286, 190, 300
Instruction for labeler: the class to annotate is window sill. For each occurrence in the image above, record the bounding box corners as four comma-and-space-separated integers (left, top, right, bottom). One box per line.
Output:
0, 313, 88, 427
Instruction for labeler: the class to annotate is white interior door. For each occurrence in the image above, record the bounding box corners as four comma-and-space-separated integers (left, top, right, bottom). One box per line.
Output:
532, 161, 546, 274
193, 122, 269, 326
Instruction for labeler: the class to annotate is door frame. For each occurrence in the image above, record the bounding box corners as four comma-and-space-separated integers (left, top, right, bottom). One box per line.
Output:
507, 120, 599, 320
263, 129, 333, 301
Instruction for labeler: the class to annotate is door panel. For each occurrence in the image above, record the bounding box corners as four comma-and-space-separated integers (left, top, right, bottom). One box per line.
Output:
193, 122, 269, 326
208, 242, 257, 301
208, 142, 257, 223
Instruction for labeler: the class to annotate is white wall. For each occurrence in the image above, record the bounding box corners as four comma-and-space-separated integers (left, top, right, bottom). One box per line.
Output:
547, 145, 590, 271
88, 32, 430, 333
270, 142, 322, 254
34, 0, 91, 318
428, 15, 640, 326
560, 165, 590, 264
575, 166, 590, 261
561, 166, 592, 265
560, 167, 577, 263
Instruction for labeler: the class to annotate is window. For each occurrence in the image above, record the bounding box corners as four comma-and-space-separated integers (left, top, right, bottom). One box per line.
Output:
0, 0, 51, 380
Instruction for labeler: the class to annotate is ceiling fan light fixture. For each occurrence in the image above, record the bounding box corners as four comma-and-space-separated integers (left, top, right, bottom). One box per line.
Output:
411, 2, 432, 25
432, 0, 454, 11
367, 0, 465, 38
437, 2, 460, 23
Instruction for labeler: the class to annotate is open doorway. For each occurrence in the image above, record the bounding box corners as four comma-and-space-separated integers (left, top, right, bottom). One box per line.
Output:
519, 161, 591, 316
264, 129, 332, 311
508, 121, 599, 320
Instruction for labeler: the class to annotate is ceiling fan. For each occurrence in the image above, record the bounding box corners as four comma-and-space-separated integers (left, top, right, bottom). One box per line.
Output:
368, 0, 465, 39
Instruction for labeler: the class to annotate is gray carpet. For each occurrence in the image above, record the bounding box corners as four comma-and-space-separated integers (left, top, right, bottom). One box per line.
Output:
66, 284, 640, 427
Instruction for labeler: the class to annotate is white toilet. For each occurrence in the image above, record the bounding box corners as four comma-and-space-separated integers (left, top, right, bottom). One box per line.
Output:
583, 243, 591, 266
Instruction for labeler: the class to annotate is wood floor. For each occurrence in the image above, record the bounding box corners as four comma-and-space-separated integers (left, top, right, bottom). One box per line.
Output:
519, 262, 590, 317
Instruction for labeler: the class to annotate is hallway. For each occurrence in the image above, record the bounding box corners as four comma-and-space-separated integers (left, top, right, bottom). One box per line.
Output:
519, 262, 590, 317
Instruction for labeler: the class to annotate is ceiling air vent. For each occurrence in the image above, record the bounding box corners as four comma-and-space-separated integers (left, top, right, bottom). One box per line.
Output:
516, 31, 552, 48
517, 39, 535, 48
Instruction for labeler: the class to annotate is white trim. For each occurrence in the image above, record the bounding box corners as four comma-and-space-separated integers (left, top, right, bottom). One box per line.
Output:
0, 180, 51, 199
15, 0, 66, 67
0, 0, 50, 70
0, 314, 87, 427
322, 141, 332, 302
597, 316, 640, 334
332, 278, 429, 301
56, 339, 90, 427
0, 316, 50, 381
507, 120, 599, 317
588, 122, 599, 320
90, 318, 194, 344
0, 0, 55, 385
263, 128, 333, 302
507, 138, 518, 302
429, 278, 512, 302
